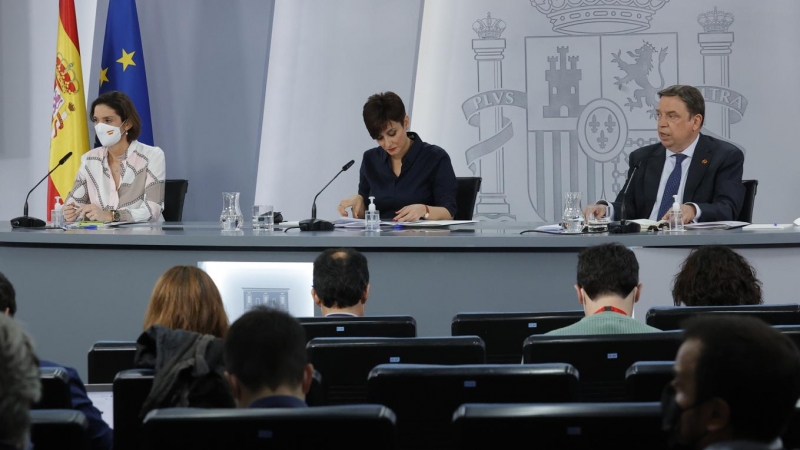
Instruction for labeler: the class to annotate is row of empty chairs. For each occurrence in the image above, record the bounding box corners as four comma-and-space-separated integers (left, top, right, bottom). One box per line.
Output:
32, 400, 800, 450
87, 303, 800, 384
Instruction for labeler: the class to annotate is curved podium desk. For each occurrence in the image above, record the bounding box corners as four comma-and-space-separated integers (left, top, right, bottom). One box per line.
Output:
2, 221, 799, 379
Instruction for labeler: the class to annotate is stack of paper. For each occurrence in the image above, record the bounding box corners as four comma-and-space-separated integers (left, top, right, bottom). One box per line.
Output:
684, 221, 749, 230
332, 218, 477, 229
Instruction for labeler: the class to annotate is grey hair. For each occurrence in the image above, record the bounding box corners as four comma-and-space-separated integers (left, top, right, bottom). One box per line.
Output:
0, 314, 41, 446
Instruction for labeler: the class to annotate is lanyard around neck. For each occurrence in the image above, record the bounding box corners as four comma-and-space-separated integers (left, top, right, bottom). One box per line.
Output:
594, 305, 628, 316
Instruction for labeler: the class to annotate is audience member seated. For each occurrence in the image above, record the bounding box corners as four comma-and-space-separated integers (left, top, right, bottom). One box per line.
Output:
135, 266, 233, 415
142, 265, 229, 337
664, 316, 800, 450
0, 272, 112, 450
224, 307, 314, 408
312, 248, 370, 317
0, 313, 41, 450
547, 243, 660, 335
672, 246, 763, 307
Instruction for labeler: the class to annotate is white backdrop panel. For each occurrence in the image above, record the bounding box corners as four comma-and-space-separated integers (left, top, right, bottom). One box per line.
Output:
254, 0, 424, 222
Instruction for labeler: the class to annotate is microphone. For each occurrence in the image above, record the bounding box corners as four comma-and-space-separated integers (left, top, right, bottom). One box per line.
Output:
299, 159, 355, 232
608, 160, 642, 234
11, 152, 74, 228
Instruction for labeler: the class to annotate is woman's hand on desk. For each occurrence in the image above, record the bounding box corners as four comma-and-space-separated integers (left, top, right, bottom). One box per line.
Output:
394, 204, 427, 222
338, 195, 365, 218
76, 204, 111, 222
64, 203, 79, 222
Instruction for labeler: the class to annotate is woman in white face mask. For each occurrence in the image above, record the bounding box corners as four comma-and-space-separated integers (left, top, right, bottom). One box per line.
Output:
63, 91, 165, 223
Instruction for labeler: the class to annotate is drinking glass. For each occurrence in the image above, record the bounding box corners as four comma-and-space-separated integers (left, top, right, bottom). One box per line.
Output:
252, 205, 274, 231
587, 211, 610, 232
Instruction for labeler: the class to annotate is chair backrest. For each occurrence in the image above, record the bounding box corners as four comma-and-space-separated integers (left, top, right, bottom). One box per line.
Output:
308, 336, 485, 405
523, 331, 683, 401
784, 402, 800, 450
113, 369, 155, 450
452, 402, 666, 450
35, 367, 72, 410
163, 179, 189, 222
625, 361, 674, 402
141, 405, 397, 450
451, 311, 584, 363
646, 304, 800, 331
455, 177, 481, 220
738, 179, 758, 222
30, 410, 89, 450
112, 367, 326, 450
367, 363, 579, 450
298, 315, 417, 342
88, 340, 137, 384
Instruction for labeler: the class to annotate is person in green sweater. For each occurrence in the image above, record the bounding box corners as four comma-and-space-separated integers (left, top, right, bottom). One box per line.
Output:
547, 243, 661, 335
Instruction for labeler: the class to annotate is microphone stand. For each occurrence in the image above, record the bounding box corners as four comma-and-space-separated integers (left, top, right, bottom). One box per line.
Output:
608, 162, 642, 234
11, 152, 73, 228
299, 160, 355, 231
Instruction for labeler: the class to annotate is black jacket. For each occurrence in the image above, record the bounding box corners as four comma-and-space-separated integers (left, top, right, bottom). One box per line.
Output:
134, 325, 234, 417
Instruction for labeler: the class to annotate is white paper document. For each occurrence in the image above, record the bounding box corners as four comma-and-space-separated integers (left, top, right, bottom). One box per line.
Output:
742, 223, 794, 230
332, 218, 477, 228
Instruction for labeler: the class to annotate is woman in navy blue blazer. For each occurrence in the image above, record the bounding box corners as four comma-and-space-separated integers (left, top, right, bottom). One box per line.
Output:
338, 92, 458, 222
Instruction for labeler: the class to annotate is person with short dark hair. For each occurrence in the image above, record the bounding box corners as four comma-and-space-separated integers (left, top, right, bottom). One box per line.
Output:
64, 90, 165, 223
0, 272, 16, 317
0, 314, 40, 450
673, 246, 763, 307
337, 91, 458, 222
547, 243, 660, 335
584, 84, 744, 223
224, 307, 314, 408
0, 271, 113, 450
311, 248, 370, 317
663, 315, 800, 450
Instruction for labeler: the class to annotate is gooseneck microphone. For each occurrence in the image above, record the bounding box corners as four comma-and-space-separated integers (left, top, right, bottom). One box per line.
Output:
299, 159, 355, 232
11, 151, 74, 229
608, 160, 642, 234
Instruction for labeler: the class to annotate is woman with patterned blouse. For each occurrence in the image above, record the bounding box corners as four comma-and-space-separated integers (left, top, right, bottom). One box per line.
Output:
64, 91, 165, 223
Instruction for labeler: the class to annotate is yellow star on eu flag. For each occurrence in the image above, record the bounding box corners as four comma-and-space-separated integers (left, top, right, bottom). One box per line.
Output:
99, 67, 109, 87
116, 49, 137, 72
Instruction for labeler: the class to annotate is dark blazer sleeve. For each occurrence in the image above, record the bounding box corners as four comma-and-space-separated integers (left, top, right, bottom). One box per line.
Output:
692, 144, 745, 221
357, 152, 371, 207
432, 151, 458, 218
51, 364, 114, 450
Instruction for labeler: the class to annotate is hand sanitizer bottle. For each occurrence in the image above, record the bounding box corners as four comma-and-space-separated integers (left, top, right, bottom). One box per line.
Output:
52, 196, 64, 228
365, 196, 380, 232
669, 194, 684, 232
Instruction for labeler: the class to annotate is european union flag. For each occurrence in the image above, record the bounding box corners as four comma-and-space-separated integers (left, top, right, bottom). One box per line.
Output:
98, 0, 153, 145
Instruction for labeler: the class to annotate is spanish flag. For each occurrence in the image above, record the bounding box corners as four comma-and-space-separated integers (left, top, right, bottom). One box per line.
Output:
47, 0, 90, 218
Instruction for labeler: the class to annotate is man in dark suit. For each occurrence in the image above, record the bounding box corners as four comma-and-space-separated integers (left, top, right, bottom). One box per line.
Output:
224, 308, 314, 408
584, 85, 745, 223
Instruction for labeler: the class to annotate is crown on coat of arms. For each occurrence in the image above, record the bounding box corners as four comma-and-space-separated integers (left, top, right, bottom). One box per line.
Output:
55, 53, 80, 95
530, 0, 670, 35
473, 12, 506, 39
697, 6, 734, 33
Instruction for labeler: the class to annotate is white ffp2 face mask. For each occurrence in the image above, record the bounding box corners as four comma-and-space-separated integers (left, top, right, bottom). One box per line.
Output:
95, 122, 125, 147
